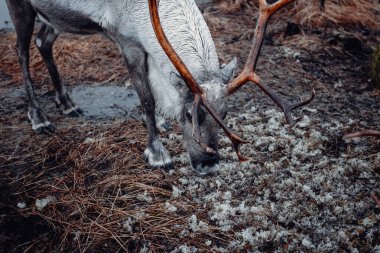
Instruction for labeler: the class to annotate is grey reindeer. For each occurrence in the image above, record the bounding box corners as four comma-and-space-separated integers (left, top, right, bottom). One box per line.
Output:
6, 0, 314, 174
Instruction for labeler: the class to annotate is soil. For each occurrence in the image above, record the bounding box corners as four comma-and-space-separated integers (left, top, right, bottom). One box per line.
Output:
0, 4, 379, 253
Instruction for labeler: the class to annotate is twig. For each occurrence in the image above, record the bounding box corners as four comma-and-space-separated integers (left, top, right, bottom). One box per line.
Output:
371, 192, 380, 209
343, 130, 380, 139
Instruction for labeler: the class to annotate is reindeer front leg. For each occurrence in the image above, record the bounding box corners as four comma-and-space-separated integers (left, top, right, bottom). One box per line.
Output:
121, 44, 173, 170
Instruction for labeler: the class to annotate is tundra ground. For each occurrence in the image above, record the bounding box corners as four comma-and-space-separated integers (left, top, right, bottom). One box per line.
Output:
0, 4, 379, 253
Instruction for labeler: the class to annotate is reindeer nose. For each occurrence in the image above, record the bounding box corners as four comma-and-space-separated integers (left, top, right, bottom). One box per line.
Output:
191, 155, 220, 175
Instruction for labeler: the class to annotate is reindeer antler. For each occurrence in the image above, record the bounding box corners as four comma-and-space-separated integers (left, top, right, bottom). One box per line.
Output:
148, 0, 249, 161
149, 0, 315, 161
226, 0, 315, 126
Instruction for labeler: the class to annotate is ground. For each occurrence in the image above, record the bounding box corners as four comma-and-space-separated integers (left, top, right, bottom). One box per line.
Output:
0, 3, 379, 253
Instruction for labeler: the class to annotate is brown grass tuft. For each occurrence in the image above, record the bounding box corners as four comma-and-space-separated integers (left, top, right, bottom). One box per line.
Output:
215, 0, 257, 13
0, 33, 127, 87
214, 0, 380, 30
291, 0, 380, 30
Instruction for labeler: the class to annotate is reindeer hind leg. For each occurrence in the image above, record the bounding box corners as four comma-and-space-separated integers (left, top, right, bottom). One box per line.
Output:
35, 24, 83, 117
6, 0, 54, 133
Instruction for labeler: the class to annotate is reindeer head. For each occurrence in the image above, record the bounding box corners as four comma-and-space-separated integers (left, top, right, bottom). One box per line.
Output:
170, 60, 237, 174
149, 0, 315, 174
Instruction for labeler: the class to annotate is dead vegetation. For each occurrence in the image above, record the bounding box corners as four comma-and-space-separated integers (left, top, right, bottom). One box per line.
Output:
0, 1, 379, 252
0, 119, 237, 252
215, 0, 380, 30
0, 33, 127, 86
291, 0, 380, 30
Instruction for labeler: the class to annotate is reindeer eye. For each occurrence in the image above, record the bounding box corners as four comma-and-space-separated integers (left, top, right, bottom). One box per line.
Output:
185, 111, 192, 121
198, 109, 206, 123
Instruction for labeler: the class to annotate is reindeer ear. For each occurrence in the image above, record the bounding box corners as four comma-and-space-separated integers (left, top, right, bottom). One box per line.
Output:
221, 57, 237, 82
170, 71, 183, 85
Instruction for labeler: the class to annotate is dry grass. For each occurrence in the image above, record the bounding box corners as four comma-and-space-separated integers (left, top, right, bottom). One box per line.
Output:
291, 0, 380, 30
214, 0, 380, 30
215, 0, 257, 13
0, 120, 231, 252
0, 33, 127, 87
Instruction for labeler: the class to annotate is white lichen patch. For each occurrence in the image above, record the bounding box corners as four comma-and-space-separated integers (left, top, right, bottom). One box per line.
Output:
17, 202, 26, 209
165, 201, 178, 213
137, 190, 153, 202
172, 186, 183, 198
167, 91, 379, 252
170, 245, 198, 253
188, 214, 209, 232
35, 196, 56, 211
122, 217, 134, 232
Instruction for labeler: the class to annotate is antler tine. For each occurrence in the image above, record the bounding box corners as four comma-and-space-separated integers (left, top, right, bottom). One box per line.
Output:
149, 0, 249, 160
255, 80, 316, 126
227, 0, 296, 95
268, 0, 296, 14
192, 95, 216, 154
226, 0, 315, 126
202, 99, 250, 162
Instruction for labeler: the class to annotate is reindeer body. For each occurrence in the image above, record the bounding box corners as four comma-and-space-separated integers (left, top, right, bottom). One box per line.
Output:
30, 0, 219, 118
31, 0, 219, 118
7, 0, 313, 174
7, 0, 235, 174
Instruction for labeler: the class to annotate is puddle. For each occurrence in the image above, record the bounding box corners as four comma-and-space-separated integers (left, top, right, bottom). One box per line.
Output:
70, 85, 140, 120
1, 84, 141, 120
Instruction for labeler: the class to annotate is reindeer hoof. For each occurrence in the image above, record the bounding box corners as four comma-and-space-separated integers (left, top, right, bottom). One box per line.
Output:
28, 108, 55, 134
143, 142, 173, 171
56, 93, 83, 117
193, 163, 220, 176
63, 106, 83, 117
35, 123, 55, 134
44, 122, 56, 133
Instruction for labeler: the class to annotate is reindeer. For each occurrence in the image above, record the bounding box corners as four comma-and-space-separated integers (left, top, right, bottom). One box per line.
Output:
7, 0, 314, 174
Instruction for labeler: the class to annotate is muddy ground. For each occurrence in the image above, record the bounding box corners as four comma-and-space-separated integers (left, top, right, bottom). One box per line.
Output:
0, 4, 379, 253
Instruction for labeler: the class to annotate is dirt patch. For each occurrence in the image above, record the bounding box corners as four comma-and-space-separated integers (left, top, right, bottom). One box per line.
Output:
0, 2, 379, 253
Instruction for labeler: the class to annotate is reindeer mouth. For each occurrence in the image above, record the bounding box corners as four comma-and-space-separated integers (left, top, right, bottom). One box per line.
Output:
190, 153, 220, 175
193, 163, 220, 176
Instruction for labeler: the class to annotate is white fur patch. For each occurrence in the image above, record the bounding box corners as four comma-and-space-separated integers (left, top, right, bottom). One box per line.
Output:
27, 111, 44, 130
37, 12, 53, 27
98, 5, 113, 28
35, 38, 42, 48
31, 122, 46, 131
27, 111, 32, 121
200, 81, 225, 101
147, 56, 182, 120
